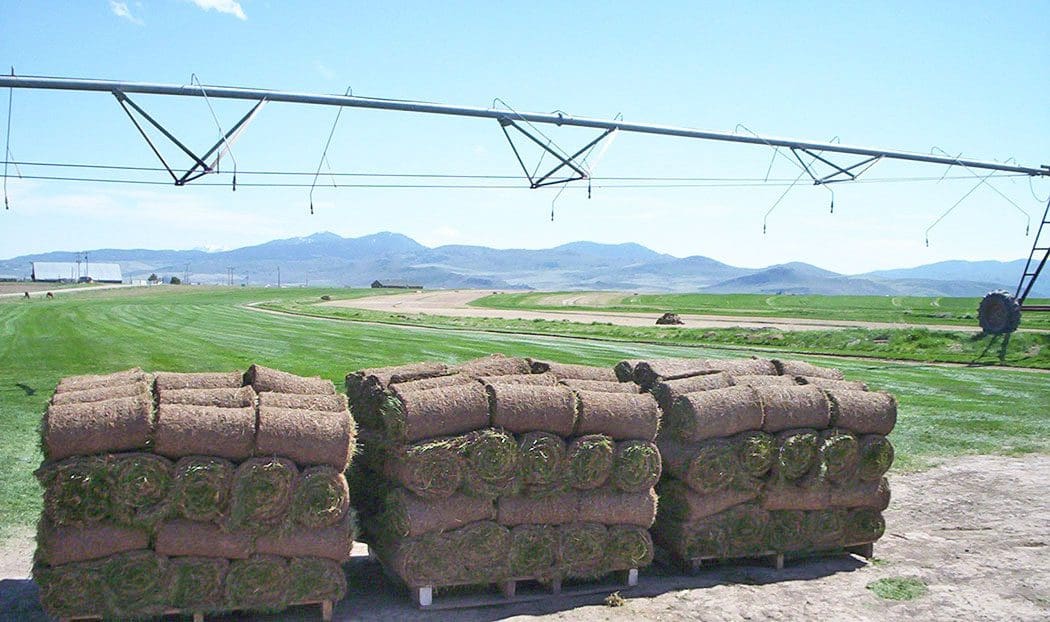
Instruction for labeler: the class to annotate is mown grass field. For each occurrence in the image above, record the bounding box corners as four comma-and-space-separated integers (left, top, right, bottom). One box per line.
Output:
472, 291, 1050, 330
1, 286, 1048, 539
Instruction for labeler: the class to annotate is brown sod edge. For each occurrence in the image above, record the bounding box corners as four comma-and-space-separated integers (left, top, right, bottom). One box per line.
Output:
36, 521, 150, 565
827, 390, 898, 435
632, 358, 715, 389
577, 489, 658, 527
155, 519, 254, 559
529, 360, 618, 382
667, 385, 762, 443
567, 434, 614, 490
772, 359, 845, 380
757, 385, 832, 433
574, 390, 660, 441
43, 392, 153, 461
706, 358, 777, 377
256, 406, 355, 470
455, 353, 531, 377
347, 361, 455, 393
829, 477, 891, 510
386, 382, 490, 443
172, 455, 234, 523
381, 487, 496, 537
153, 404, 255, 461
258, 391, 348, 412
255, 512, 357, 562
154, 371, 244, 391
762, 482, 831, 511
246, 364, 336, 395
658, 436, 738, 495
731, 374, 797, 387
559, 378, 639, 394
796, 376, 869, 391
650, 372, 735, 413
157, 386, 257, 408
497, 492, 579, 526
480, 372, 559, 386
389, 372, 475, 394
611, 440, 661, 493
363, 431, 466, 500
55, 367, 149, 394
50, 381, 151, 406
487, 383, 576, 436
229, 457, 298, 530
655, 478, 758, 522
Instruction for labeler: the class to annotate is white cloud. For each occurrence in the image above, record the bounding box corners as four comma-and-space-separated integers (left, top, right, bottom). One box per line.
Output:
187, 0, 247, 20
109, 1, 144, 25
314, 61, 336, 80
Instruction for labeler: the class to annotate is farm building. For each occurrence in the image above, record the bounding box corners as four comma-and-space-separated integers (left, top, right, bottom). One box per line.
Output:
371, 279, 422, 289
31, 262, 123, 283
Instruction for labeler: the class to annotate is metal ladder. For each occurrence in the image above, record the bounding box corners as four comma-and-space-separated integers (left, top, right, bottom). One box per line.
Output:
1016, 196, 1050, 309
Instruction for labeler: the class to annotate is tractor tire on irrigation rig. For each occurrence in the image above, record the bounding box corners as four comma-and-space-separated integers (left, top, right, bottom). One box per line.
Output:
978, 290, 1022, 335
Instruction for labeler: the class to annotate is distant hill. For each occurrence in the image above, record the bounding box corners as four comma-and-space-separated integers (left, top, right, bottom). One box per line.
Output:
1, 231, 1045, 296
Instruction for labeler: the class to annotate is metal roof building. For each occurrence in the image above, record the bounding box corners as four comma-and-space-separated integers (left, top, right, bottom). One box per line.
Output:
31, 262, 123, 283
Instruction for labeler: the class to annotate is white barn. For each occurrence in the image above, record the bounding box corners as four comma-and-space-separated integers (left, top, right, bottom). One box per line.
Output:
31, 262, 123, 283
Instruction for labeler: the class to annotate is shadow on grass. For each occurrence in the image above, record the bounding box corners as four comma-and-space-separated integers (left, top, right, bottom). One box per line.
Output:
967, 333, 1012, 367
14, 383, 36, 397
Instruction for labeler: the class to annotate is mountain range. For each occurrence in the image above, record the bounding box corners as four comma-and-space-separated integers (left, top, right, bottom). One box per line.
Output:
1, 231, 1044, 297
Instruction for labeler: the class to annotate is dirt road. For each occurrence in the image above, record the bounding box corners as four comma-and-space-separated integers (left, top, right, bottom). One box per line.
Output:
327, 290, 997, 333
2, 454, 1046, 621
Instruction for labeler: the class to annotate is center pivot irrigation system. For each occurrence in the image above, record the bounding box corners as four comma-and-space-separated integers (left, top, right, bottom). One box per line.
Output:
2, 74, 1049, 333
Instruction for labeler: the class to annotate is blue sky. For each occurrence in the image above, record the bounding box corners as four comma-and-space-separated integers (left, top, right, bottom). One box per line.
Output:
1, 1, 1047, 273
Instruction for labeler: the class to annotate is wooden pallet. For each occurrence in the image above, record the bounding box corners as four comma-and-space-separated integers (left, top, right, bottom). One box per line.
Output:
367, 544, 638, 610
667, 541, 875, 574
59, 599, 334, 622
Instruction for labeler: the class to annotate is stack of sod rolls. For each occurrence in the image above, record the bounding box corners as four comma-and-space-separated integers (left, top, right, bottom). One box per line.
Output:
620, 357, 894, 563
347, 354, 660, 591
33, 365, 356, 620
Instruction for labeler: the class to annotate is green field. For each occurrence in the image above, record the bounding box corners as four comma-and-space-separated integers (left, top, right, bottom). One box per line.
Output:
472, 291, 1050, 330
1, 286, 1048, 539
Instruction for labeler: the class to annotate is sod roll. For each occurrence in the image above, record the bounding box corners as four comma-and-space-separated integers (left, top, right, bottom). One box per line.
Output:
291, 466, 350, 529
456, 354, 531, 377
766, 510, 805, 552
667, 386, 762, 443
632, 358, 714, 389
518, 431, 567, 493
451, 520, 512, 582
154, 371, 243, 391
574, 390, 660, 441
529, 360, 618, 382
844, 509, 886, 543
384, 533, 451, 587
155, 519, 254, 559
34, 559, 106, 619
247, 364, 336, 395
389, 372, 474, 393
819, 429, 860, 484
258, 391, 348, 412
650, 373, 735, 412
43, 393, 153, 461
757, 385, 832, 432
804, 508, 846, 549
481, 372, 559, 387
225, 554, 290, 611
611, 440, 661, 493
658, 436, 737, 495
255, 514, 356, 562
732, 374, 798, 388
348, 362, 455, 394
858, 435, 895, 480
172, 456, 233, 523
735, 430, 776, 478
256, 406, 354, 470
487, 383, 576, 436
101, 550, 167, 617
772, 359, 844, 380
154, 404, 255, 461
50, 381, 151, 406
457, 428, 521, 498
761, 482, 831, 511
509, 524, 558, 578
496, 492, 579, 526
55, 368, 149, 393
655, 478, 758, 522
830, 477, 891, 510
558, 522, 607, 578
157, 386, 257, 408
614, 359, 642, 382
827, 390, 897, 435
288, 557, 347, 603
567, 434, 614, 490
386, 382, 490, 443
38, 456, 112, 526
708, 358, 777, 377
796, 376, 869, 391
577, 489, 658, 527
559, 378, 639, 393
651, 514, 725, 560
166, 556, 228, 611
382, 488, 496, 537
36, 522, 150, 565
364, 432, 466, 500
229, 457, 298, 530
110, 452, 173, 528
720, 503, 771, 557
772, 429, 821, 482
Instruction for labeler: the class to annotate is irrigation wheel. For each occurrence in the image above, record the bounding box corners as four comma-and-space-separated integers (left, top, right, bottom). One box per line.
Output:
977, 290, 1022, 334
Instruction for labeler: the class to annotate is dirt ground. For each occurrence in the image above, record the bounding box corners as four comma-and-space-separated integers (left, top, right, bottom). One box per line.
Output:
329, 289, 1007, 333
1, 454, 1046, 621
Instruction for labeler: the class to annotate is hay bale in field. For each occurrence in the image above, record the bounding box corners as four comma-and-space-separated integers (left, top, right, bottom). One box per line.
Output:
858, 435, 895, 480
50, 381, 151, 406
155, 519, 253, 559
574, 390, 660, 441
258, 391, 347, 412
166, 557, 228, 611
255, 514, 356, 562
658, 437, 736, 495
772, 429, 821, 482
567, 434, 614, 490
496, 492, 579, 526
830, 477, 891, 510
361, 432, 465, 500
288, 557, 347, 603
819, 429, 860, 484
487, 384, 576, 436
559, 378, 639, 393
154, 371, 243, 391
154, 404, 255, 461
36, 522, 150, 565
246, 364, 335, 395
761, 482, 831, 511
650, 373, 735, 412
55, 368, 149, 394
529, 360, 618, 382
611, 440, 661, 493
290, 466, 350, 529
256, 406, 354, 470
457, 428, 521, 498
655, 478, 759, 522
480, 372, 559, 386
732, 374, 797, 387
796, 376, 868, 391
577, 489, 658, 527
37, 456, 112, 526
518, 432, 567, 494
757, 385, 831, 432
157, 386, 257, 408
605, 525, 654, 570
34, 560, 106, 619
385, 382, 489, 443
614, 359, 642, 382
110, 453, 173, 528
772, 359, 844, 380
456, 353, 531, 377
666, 386, 762, 443
843, 509, 886, 544
229, 457, 298, 530
224, 554, 290, 611
172, 456, 233, 523
632, 358, 714, 389
101, 550, 167, 617
558, 522, 607, 578
827, 390, 897, 435
43, 393, 153, 461
509, 524, 558, 578
382, 488, 495, 537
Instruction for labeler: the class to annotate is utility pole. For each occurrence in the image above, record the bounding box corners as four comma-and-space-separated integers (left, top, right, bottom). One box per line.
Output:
183, 263, 190, 284
277, 266, 281, 288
